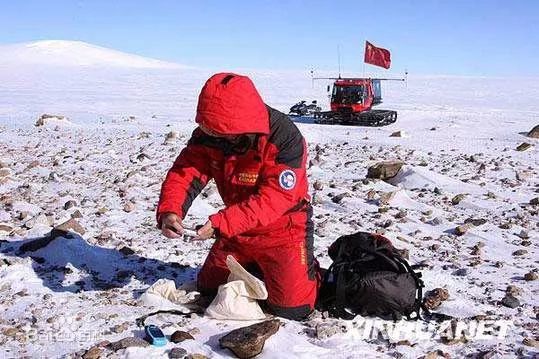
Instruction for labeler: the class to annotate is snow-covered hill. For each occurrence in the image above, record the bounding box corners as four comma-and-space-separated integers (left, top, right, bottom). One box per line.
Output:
0, 40, 184, 69
0, 42, 538, 358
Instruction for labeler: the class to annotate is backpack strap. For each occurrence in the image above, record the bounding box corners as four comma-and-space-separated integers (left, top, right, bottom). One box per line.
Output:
393, 255, 426, 320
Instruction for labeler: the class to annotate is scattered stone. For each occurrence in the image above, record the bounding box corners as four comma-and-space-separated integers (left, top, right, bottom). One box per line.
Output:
464, 218, 487, 226
0, 168, 10, 178
170, 330, 194, 343
517, 230, 529, 239
512, 249, 528, 256
366, 160, 404, 180
529, 197, 539, 206
455, 223, 473, 236
219, 319, 280, 359
313, 180, 324, 191
527, 124, 539, 138
63, 200, 77, 210
71, 209, 83, 219
523, 337, 539, 348
389, 130, 405, 137
0, 224, 13, 233
428, 217, 443, 226
169, 347, 188, 358
423, 288, 449, 310
119, 246, 135, 256
54, 218, 85, 235
451, 194, 466, 205
516, 142, 532, 151
82, 345, 102, 359
524, 271, 538, 281
108, 337, 150, 351
500, 294, 520, 309
2, 326, 19, 337
506, 285, 522, 296
453, 268, 468, 276
35, 114, 66, 126
123, 202, 135, 213
331, 192, 348, 204
186, 355, 207, 359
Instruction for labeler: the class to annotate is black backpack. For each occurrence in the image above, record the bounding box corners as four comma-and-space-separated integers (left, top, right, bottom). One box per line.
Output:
317, 232, 425, 320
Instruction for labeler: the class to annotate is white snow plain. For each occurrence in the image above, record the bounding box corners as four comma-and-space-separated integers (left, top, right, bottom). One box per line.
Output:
0, 41, 538, 358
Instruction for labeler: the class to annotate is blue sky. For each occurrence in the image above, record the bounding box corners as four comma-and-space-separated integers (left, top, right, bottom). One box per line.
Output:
1, 0, 538, 76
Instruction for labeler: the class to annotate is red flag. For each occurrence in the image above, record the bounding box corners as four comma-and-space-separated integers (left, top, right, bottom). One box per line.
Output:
364, 41, 391, 69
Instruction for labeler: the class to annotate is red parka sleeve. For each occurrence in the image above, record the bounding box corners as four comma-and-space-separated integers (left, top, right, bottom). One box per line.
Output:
209, 118, 309, 237
157, 130, 212, 224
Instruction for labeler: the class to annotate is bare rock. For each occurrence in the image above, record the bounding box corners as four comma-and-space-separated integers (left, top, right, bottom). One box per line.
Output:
219, 319, 280, 359
367, 160, 404, 180
0, 224, 13, 233
423, 288, 449, 310
524, 271, 538, 281
0, 168, 10, 178
500, 294, 520, 308
455, 223, 473, 236
464, 218, 487, 226
123, 202, 135, 213
186, 355, 207, 359
71, 210, 83, 219
64, 200, 77, 210
389, 130, 405, 137
313, 180, 324, 191
54, 218, 85, 235
512, 249, 528, 256
526, 124, 539, 139
451, 194, 466, 205
170, 330, 194, 343
82, 346, 103, 359
108, 337, 149, 351
35, 114, 66, 126
169, 347, 188, 358
119, 246, 135, 256
523, 337, 539, 348
530, 197, 539, 206
516, 142, 532, 151
331, 192, 348, 204
506, 285, 522, 296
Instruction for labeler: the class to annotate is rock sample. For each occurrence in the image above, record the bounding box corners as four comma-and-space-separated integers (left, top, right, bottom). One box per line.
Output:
219, 319, 280, 358
526, 124, 539, 138
366, 160, 404, 180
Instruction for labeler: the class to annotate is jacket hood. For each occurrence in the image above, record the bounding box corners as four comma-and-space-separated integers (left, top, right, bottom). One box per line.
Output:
195, 73, 270, 135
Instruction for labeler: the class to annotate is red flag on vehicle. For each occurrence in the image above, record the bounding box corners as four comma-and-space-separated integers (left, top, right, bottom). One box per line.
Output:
364, 41, 391, 69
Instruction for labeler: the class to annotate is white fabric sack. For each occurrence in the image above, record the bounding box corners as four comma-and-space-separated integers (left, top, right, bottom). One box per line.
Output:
139, 278, 199, 311
205, 255, 268, 320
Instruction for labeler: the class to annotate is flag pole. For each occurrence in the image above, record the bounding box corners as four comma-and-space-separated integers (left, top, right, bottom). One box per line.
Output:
337, 44, 342, 79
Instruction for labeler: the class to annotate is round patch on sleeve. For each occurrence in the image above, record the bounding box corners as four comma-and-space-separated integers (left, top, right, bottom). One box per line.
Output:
279, 169, 296, 190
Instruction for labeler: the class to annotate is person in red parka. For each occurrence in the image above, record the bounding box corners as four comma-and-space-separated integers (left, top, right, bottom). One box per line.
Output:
157, 73, 318, 320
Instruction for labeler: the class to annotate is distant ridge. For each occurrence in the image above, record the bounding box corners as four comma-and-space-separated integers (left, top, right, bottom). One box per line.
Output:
0, 40, 186, 69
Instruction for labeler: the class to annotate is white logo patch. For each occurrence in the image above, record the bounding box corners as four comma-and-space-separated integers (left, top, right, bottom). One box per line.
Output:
279, 170, 296, 190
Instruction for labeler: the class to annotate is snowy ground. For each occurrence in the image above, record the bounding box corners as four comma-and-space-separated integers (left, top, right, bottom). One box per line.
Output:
0, 42, 538, 358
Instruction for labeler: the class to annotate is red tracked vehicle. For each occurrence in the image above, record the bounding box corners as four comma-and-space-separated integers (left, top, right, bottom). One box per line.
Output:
313, 77, 403, 126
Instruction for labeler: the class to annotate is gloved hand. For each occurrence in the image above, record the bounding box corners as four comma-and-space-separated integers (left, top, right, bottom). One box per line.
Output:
159, 212, 184, 238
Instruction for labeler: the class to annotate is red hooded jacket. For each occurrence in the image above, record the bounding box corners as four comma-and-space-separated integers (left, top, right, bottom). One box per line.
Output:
157, 73, 310, 238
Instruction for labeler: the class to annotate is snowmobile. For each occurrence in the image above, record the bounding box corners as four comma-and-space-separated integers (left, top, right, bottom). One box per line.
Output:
288, 100, 321, 116
313, 77, 403, 126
